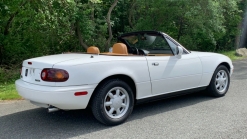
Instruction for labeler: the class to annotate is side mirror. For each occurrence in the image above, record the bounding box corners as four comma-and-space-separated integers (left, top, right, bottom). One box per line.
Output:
176, 46, 183, 58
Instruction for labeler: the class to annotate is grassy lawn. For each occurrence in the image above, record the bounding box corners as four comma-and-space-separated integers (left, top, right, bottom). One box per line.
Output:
218, 50, 246, 61
0, 83, 21, 100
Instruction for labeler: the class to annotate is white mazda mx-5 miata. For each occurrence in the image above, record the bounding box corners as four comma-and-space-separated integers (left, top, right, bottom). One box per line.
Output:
16, 31, 233, 125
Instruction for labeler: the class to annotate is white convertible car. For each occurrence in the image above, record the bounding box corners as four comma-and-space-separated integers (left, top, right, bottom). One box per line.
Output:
16, 31, 233, 125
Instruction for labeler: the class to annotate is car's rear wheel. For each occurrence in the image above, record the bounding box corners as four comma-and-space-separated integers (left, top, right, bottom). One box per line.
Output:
91, 79, 134, 125
207, 65, 230, 97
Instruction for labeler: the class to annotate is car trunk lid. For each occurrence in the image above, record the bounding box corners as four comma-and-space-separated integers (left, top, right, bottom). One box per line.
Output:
21, 54, 85, 86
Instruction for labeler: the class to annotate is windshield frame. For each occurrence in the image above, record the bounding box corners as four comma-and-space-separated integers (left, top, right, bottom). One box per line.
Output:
118, 31, 191, 54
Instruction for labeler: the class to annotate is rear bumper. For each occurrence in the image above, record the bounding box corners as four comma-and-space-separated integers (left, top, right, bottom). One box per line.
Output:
15, 79, 97, 110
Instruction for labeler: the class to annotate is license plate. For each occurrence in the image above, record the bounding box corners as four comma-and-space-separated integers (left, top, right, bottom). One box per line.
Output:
25, 69, 28, 76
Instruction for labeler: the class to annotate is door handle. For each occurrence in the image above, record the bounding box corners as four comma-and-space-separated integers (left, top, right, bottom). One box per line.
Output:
152, 62, 159, 66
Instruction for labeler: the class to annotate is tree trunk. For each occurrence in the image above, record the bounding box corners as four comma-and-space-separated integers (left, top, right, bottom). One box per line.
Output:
76, 21, 88, 50
90, 2, 95, 21
105, 0, 119, 51
0, 45, 3, 65
1, 0, 28, 65
4, 1, 28, 35
239, 13, 247, 48
235, 21, 242, 49
177, 17, 184, 41
128, 0, 136, 28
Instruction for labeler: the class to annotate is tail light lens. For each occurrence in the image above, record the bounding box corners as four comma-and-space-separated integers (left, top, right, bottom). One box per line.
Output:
41, 68, 69, 82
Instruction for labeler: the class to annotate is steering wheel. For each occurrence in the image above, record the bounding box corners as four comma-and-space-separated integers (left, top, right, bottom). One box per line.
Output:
130, 47, 139, 55
130, 47, 147, 56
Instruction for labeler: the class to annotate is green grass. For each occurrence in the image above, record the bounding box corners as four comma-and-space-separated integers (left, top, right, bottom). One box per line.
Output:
0, 67, 22, 100
218, 50, 246, 61
0, 83, 21, 100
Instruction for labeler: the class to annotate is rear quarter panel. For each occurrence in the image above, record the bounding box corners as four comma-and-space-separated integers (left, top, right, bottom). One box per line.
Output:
53, 56, 152, 99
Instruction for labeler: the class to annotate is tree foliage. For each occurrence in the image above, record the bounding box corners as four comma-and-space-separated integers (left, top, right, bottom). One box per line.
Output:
0, 0, 244, 67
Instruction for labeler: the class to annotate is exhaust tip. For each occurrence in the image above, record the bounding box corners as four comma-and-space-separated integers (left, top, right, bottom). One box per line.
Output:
48, 107, 60, 113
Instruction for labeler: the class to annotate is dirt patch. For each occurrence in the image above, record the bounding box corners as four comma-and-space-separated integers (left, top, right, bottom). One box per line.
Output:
0, 98, 24, 104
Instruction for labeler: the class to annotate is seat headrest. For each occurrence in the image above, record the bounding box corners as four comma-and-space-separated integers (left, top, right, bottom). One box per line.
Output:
87, 46, 100, 54
112, 43, 128, 55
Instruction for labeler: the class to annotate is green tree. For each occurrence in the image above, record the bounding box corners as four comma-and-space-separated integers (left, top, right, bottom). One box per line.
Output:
0, 0, 243, 69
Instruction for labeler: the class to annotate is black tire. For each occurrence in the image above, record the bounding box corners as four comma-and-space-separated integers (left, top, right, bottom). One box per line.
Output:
207, 65, 230, 97
91, 79, 134, 126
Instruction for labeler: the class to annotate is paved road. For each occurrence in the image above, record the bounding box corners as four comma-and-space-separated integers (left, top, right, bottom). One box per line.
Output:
1, 59, 247, 139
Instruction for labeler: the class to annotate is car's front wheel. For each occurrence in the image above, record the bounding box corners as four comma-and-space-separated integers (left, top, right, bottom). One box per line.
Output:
207, 65, 230, 97
91, 79, 134, 125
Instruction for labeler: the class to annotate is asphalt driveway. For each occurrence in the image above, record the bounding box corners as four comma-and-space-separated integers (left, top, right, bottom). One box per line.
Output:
0, 59, 247, 139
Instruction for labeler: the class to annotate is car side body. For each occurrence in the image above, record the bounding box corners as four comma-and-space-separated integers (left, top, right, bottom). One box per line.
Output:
15, 31, 233, 125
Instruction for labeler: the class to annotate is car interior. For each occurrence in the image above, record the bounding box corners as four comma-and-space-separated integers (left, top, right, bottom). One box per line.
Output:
85, 31, 191, 56
87, 34, 176, 56
87, 43, 174, 56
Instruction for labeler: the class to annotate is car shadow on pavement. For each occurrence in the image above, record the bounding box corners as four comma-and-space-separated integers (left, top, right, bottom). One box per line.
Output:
0, 92, 215, 138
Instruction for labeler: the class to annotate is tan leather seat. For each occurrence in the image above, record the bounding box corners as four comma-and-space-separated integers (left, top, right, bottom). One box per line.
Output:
112, 43, 128, 55
87, 46, 100, 54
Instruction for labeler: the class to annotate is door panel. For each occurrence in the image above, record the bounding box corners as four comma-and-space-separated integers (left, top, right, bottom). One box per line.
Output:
146, 54, 202, 95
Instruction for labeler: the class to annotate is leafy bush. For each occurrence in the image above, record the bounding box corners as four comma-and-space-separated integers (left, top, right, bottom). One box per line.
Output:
0, 67, 20, 84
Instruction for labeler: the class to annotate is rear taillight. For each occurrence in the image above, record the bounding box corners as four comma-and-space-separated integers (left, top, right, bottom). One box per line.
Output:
41, 68, 69, 82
